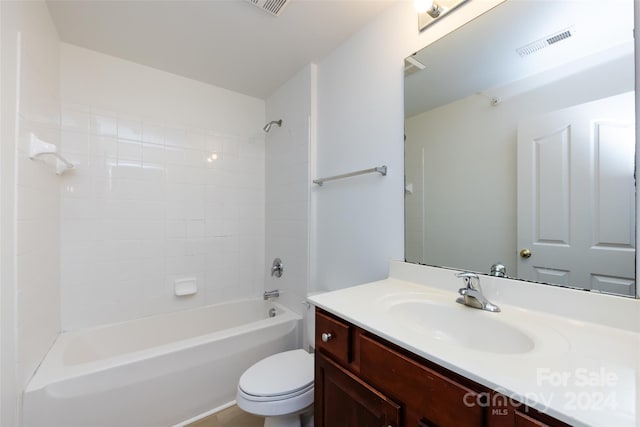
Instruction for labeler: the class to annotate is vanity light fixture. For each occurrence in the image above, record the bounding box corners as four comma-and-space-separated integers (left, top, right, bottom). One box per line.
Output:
414, 0, 469, 31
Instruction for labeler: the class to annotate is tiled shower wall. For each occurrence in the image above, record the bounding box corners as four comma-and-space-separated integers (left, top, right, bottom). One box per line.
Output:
59, 44, 266, 330
264, 64, 312, 325
2, 2, 62, 421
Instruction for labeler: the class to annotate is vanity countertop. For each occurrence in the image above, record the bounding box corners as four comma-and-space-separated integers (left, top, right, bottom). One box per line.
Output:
308, 261, 640, 427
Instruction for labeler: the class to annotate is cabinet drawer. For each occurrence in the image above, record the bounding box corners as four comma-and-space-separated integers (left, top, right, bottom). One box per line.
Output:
359, 333, 483, 427
315, 311, 351, 365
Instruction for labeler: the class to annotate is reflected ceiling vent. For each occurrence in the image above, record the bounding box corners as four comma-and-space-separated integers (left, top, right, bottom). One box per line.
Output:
404, 56, 426, 77
516, 26, 575, 57
246, 0, 290, 16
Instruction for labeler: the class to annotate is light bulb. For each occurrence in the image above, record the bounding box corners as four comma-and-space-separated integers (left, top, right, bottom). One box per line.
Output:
414, 0, 434, 13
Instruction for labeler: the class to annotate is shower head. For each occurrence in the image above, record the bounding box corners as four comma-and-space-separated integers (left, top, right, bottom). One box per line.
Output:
263, 119, 282, 133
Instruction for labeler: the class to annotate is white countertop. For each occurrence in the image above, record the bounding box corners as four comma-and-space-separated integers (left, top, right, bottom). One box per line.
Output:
308, 262, 640, 427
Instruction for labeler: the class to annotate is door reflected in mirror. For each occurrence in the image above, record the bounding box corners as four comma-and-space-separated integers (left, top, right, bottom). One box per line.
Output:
404, 0, 637, 297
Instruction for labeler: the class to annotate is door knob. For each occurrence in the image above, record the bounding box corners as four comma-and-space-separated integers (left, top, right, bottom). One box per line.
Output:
520, 249, 532, 258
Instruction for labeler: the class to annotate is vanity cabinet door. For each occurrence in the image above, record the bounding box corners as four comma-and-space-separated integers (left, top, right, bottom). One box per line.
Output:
514, 412, 553, 427
359, 333, 484, 427
485, 392, 571, 427
315, 352, 401, 427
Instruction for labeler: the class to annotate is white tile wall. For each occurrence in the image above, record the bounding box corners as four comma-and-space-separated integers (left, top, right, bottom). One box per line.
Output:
60, 106, 266, 329
2, 1, 62, 423
16, 33, 62, 394
59, 45, 266, 330
264, 65, 312, 347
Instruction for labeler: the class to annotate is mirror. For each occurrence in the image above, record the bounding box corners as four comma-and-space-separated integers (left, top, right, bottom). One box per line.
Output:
404, 0, 637, 297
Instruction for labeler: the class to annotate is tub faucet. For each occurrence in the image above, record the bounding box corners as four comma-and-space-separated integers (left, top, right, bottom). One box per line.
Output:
455, 272, 500, 312
271, 258, 283, 278
264, 289, 279, 300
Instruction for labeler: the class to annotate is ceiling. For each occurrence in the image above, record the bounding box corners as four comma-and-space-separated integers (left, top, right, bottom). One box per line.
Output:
404, 0, 635, 117
47, 0, 398, 100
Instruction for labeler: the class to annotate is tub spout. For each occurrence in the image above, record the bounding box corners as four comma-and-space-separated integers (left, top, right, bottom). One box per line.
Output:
264, 290, 279, 300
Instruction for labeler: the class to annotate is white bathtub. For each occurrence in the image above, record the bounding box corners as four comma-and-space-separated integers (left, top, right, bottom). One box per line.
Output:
23, 299, 301, 427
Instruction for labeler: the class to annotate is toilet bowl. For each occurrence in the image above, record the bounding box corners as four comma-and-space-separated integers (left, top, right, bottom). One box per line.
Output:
236, 349, 314, 427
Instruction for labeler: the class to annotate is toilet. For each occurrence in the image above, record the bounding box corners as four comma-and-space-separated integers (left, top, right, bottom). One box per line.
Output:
236, 349, 314, 427
236, 298, 319, 427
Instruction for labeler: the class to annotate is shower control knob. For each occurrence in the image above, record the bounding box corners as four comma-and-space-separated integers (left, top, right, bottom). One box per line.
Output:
271, 258, 283, 278
321, 332, 333, 342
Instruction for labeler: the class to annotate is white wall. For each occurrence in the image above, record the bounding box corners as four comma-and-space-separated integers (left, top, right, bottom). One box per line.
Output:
637, 0, 640, 299
1, 1, 61, 424
312, 0, 504, 291
264, 64, 314, 347
59, 44, 266, 330
405, 56, 634, 274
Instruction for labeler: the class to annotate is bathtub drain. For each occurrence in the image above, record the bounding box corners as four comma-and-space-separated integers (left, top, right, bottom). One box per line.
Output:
268, 308, 277, 318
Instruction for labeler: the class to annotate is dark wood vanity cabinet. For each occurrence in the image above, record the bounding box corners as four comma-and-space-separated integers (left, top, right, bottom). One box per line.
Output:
314, 309, 570, 427
315, 310, 400, 426
359, 333, 483, 426
485, 399, 571, 427
315, 353, 401, 427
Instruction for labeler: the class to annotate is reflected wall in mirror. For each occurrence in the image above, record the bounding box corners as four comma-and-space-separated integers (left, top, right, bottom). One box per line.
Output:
404, 0, 637, 297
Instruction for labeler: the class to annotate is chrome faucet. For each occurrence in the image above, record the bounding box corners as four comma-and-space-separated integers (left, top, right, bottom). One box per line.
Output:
490, 263, 506, 277
263, 289, 279, 300
455, 272, 500, 312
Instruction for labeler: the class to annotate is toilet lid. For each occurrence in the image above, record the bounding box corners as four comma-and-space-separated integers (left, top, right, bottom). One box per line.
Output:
239, 349, 314, 398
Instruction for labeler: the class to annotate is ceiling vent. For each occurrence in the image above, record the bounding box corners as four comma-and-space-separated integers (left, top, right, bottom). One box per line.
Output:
246, 0, 290, 16
516, 27, 575, 57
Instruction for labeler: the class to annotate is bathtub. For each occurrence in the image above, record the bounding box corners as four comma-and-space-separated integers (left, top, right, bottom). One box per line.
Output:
23, 299, 301, 427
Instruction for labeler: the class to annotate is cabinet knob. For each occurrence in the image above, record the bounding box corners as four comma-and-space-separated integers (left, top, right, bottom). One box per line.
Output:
321, 332, 333, 342
520, 248, 532, 258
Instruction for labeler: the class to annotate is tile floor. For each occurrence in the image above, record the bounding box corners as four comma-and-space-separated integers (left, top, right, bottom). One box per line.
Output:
187, 405, 263, 427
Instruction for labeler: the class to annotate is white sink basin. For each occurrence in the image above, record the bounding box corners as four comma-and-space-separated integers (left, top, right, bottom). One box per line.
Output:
384, 298, 535, 354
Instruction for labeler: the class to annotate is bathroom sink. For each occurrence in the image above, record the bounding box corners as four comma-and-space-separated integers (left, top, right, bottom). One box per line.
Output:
384, 298, 535, 354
